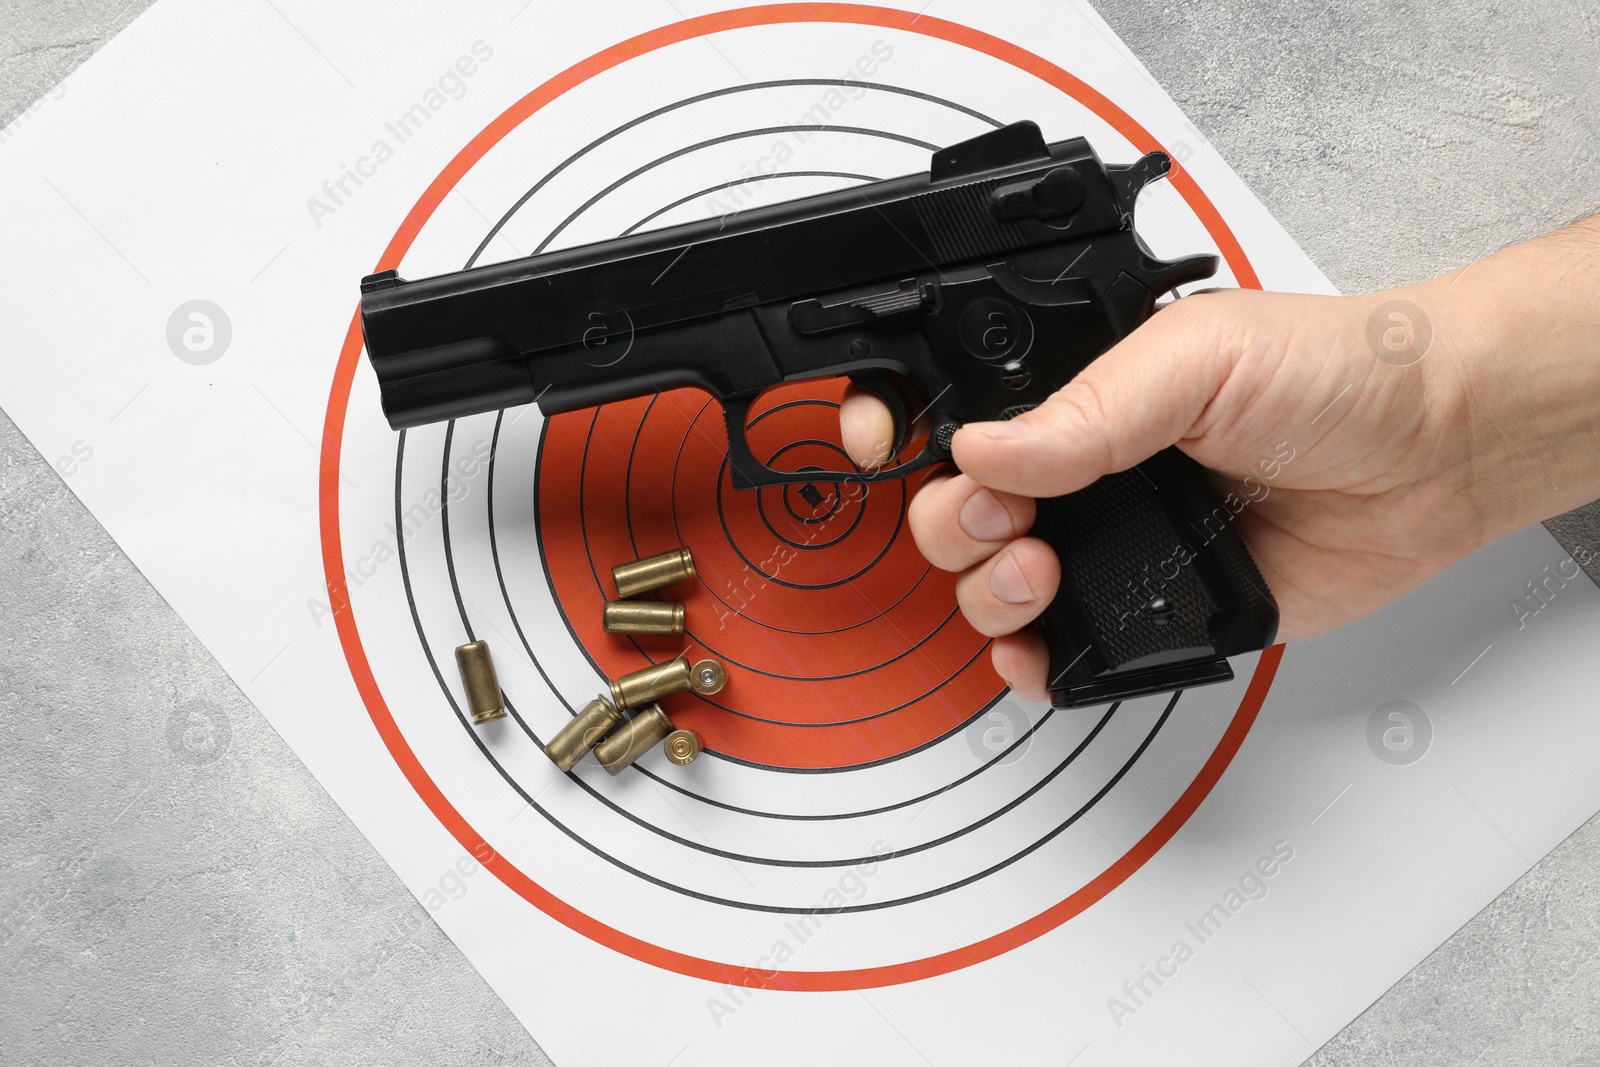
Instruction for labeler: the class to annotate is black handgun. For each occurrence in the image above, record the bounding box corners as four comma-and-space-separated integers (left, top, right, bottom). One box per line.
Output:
359, 120, 1277, 709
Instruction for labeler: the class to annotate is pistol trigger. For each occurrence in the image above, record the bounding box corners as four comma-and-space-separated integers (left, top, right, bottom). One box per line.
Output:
846, 371, 910, 460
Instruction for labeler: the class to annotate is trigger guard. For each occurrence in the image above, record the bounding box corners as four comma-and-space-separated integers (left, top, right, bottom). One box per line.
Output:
720, 391, 942, 490
845, 371, 910, 459
720, 396, 767, 490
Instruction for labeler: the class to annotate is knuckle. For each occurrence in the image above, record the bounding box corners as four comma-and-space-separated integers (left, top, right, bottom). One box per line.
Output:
1161, 290, 1241, 364
1160, 287, 1225, 329
1055, 374, 1111, 427
993, 645, 1048, 701
906, 515, 947, 570
1000, 491, 1037, 533
907, 487, 966, 571
1012, 537, 1061, 599
954, 570, 1042, 638
1045, 376, 1120, 472
956, 597, 1013, 638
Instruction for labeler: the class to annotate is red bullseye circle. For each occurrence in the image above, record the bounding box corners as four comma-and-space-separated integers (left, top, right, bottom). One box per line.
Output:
538, 380, 1001, 768
319, 2, 1283, 991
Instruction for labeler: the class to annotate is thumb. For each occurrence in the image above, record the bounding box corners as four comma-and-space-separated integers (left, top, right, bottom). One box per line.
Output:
950, 295, 1235, 499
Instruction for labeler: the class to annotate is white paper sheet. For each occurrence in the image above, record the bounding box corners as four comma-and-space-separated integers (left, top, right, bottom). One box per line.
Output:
5, 2, 1599, 1064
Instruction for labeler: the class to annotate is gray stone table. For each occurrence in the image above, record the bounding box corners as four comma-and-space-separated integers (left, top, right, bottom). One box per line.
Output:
3, 2, 1598, 1064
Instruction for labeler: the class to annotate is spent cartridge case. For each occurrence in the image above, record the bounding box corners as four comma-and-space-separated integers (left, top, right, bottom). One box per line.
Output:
662, 729, 702, 766
454, 640, 507, 725
545, 696, 622, 772
602, 600, 685, 635
612, 548, 696, 598
595, 705, 673, 774
610, 655, 691, 709
689, 658, 726, 696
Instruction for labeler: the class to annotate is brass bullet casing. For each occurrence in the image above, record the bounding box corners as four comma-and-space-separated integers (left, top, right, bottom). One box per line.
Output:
545, 696, 622, 772
610, 655, 691, 710
454, 640, 507, 725
594, 705, 673, 775
662, 729, 702, 766
603, 600, 685, 635
612, 548, 696, 599
689, 658, 726, 696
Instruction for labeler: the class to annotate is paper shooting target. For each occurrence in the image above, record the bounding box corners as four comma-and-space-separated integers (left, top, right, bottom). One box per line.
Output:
320, 5, 1282, 990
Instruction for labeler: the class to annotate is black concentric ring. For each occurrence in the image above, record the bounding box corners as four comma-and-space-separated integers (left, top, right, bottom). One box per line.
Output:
383, 77, 1194, 915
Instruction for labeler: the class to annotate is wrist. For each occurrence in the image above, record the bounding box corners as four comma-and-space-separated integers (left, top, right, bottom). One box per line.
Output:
1411, 223, 1600, 545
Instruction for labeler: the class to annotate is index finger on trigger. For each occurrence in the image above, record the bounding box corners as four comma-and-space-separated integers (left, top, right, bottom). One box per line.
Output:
840, 384, 896, 471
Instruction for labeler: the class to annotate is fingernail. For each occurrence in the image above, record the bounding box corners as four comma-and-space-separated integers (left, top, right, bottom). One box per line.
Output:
961, 420, 1028, 442
959, 488, 1014, 542
990, 552, 1036, 605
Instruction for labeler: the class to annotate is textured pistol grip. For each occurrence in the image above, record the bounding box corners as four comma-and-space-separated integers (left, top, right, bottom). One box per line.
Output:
1031, 447, 1278, 708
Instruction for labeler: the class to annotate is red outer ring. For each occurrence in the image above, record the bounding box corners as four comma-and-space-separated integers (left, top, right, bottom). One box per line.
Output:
319, 2, 1281, 990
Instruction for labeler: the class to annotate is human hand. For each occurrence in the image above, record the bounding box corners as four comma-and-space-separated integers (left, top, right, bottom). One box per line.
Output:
839, 219, 1600, 701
